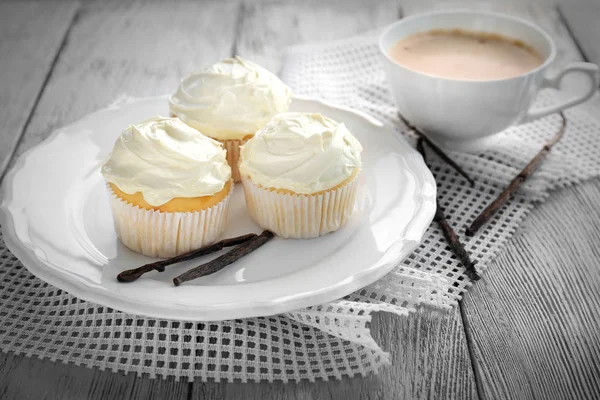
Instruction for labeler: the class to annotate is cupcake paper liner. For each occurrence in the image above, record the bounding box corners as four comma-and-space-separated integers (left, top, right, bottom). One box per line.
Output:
241, 174, 359, 239
219, 137, 249, 183
107, 183, 232, 258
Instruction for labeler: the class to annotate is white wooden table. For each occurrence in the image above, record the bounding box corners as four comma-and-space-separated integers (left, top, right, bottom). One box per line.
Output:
1, 1, 599, 398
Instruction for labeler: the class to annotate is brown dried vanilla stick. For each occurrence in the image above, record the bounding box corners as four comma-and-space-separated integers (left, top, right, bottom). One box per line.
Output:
466, 112, 567, 236
173, 230, 274, 286
417, 139, 480, 281
399, 112, 475, 186
117, 233, 257, 282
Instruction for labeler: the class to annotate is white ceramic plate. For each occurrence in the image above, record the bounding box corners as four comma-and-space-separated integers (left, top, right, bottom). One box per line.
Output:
0, 96, 436, 321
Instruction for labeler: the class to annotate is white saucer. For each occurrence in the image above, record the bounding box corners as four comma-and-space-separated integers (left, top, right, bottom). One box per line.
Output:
0, 96, 436, 321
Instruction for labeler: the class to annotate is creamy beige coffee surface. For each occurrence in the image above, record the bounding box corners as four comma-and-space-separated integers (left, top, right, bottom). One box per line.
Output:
389, 29, 544, 80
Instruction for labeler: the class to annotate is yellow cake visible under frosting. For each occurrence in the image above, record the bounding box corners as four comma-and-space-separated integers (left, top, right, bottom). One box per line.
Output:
101, 116, 233, 257
262, 169, 359, 197
109, 180, 232, 213
101, 116, 231, 207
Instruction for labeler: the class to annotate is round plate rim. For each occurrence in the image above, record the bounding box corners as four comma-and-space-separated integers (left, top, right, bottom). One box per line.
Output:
0, 95, 436, 320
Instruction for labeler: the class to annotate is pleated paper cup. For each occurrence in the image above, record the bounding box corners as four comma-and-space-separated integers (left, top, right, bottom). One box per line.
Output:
219, 137, 250, 183
241, 173, 359, 239
107, 183, 232, 258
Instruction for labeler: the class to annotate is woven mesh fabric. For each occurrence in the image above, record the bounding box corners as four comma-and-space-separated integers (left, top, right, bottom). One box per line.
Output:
281, 33, 600, 305
1, 32, 600, 381
0, 243, 396, 382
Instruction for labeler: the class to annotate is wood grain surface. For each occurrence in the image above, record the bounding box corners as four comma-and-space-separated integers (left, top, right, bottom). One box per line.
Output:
464, 178, 600, 400
190, 310, 477, 399
235, 0, 401, 73
0, 0, 79, 180
4, 0, 239, 169
0, 0, 599, 399
559, 2, 600, 65
0, 351, 190, 400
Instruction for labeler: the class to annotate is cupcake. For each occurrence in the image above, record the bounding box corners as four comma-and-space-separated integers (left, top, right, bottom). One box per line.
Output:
101, 116, 233, 258
239, 112, 363, 239
168, 56, 293, 182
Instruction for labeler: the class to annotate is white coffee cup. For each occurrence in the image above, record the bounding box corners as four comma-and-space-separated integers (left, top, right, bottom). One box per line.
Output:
379, 11, 599, 151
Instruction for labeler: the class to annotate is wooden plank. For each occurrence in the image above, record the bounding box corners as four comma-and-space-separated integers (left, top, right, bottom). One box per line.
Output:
0, 0, 240, 398
462, 178, 600, 399
192, 310, 478, 399
0, 352, 189, 400
0, 0, 79, 180
477, 4, 600, 398
403, 1, 600, 398
234, 0, 402, 73
7, 0, 240, 165
559, 2, 600, 65
192, 1, 479, 398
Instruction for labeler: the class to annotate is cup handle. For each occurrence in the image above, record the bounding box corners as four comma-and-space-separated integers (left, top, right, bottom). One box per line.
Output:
521, 62, 599, 124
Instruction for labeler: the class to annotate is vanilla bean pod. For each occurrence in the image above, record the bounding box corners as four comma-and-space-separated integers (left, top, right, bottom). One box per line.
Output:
417, 139, 480, 281
400, 112, 475, 186
117, 233, 258, 282
173, 230, 274, 286
466, 112, 567, 236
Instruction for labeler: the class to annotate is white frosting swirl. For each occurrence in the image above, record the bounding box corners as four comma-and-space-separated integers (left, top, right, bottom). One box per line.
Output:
168, 56, 293, 140
101, 117, 231, 206
239, 112, 362, 194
